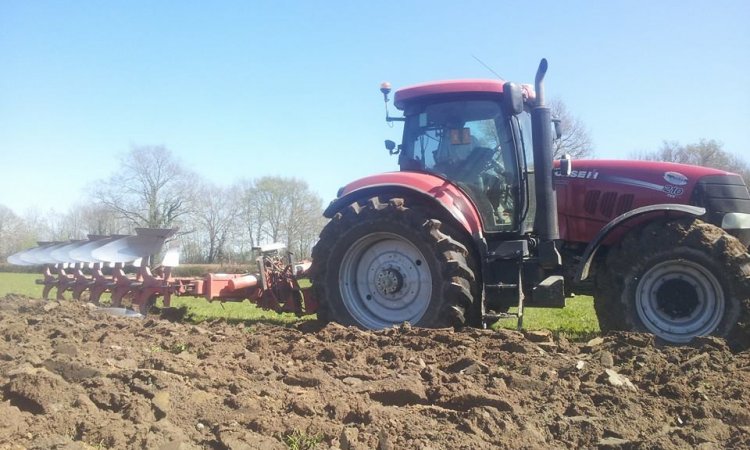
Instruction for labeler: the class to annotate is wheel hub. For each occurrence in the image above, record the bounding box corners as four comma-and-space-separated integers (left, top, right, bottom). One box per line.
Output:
375, 268, 404, 296
655, 278, 699, 319
635, 259, 724, 343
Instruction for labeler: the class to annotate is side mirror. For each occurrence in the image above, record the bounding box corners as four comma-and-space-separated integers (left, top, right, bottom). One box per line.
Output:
503, 82, 524, 115
385, 139, 399, 155
559, 153, 572, 176
552, 118, 562, 140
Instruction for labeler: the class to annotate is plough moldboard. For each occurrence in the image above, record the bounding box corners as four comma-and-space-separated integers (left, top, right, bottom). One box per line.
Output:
6, 228, 317, 316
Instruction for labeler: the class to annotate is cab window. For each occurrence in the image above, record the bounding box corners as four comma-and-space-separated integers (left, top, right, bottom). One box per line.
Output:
401, 100, 519, 231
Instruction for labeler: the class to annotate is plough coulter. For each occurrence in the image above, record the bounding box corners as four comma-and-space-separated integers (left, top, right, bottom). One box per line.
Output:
6, 228, 317, 316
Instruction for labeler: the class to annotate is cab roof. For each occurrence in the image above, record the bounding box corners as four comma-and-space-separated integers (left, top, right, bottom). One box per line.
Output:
393, 79, 506, 110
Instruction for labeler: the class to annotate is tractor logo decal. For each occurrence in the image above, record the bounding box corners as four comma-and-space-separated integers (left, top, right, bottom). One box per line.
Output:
663, 171, 688, 186
553, 169, 599, 179
600, 175, 684, 198
598, 175, 664, 191
555, 171, 687, 199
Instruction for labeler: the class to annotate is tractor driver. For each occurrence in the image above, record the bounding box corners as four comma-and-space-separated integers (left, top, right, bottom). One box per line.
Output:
433, 124, 512, 228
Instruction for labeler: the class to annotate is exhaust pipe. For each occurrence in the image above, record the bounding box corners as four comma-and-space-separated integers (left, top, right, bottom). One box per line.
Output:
531, 58, 559, 242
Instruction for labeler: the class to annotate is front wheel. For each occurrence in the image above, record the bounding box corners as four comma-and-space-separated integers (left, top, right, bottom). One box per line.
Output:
628, 248, 734, 343
311, 197, 477, 329
595, 219, 750, 345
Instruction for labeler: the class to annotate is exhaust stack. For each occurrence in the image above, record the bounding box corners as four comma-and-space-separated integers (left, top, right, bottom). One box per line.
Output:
531, 58, 560, 243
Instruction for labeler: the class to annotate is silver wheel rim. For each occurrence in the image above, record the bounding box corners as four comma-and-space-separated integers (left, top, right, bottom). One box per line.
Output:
635, 259, 724, 343
339, 232, 432, 329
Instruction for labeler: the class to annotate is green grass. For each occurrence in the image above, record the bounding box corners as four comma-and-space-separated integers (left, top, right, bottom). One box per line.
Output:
281, 430, 324, 450
0, 272, 600, 338
160, 296, 314, 326
0, 272, 46, 297
494, 295, 601, 340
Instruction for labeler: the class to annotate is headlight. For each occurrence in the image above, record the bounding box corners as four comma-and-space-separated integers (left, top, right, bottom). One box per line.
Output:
721, 212, 750, 229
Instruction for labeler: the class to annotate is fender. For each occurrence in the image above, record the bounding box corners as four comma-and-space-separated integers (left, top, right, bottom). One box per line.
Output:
323, 172, 484, 237
576, 204, 706, 282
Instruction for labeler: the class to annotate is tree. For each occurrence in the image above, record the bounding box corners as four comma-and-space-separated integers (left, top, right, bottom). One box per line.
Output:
19, 208, 61, 242
550, 98, 594, 159
0, 205, 30, 258
94, 145, 195, 229
632, 139, 750, 183
47, 203, 128, 241
239, 176, 326, 259
77, 203, 128, 236
188, 182, 240, 263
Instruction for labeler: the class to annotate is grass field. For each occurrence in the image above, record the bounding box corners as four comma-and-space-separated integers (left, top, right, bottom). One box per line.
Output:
0, 272, 600, 339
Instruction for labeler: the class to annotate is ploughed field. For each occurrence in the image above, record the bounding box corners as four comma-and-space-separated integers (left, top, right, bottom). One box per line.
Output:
0, 294, 749, 450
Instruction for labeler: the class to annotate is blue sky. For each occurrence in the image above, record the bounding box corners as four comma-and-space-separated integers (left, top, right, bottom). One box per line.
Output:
1, 1, 748, 214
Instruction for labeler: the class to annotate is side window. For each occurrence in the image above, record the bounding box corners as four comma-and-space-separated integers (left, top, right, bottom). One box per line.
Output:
518, 111, 534, 171
516, 112, 536, 232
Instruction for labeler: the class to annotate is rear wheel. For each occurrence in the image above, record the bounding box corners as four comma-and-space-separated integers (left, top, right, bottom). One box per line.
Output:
311, 197, 477, 329
595, 218, 750, 345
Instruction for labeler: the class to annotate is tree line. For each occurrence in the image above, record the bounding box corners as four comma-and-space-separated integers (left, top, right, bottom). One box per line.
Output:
632, 139, 750, 183
0, 145, 327, 265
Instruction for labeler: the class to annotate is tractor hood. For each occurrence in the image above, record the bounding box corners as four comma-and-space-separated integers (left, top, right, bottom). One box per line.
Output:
556, 159, 733, 192
553, 159, 750, 245
553, 159, 737, 202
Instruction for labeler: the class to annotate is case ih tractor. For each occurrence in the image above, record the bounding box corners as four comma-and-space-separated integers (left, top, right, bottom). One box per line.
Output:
310, 59, 750, 345
9, 59, 750, 347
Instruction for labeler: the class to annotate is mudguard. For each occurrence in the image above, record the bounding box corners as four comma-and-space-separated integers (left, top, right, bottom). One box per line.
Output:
576, 204, 706, 281
324, 172, 484, 237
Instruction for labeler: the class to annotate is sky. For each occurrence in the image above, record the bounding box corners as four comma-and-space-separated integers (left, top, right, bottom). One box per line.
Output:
1, 1, 749, 215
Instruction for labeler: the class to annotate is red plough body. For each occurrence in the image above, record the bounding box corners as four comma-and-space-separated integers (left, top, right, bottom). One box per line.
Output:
8, 229, 318, 317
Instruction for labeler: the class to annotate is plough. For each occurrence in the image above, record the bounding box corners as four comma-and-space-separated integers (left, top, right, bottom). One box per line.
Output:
6, 228, 317, 316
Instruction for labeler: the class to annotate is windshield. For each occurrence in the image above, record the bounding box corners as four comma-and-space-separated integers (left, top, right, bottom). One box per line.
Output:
400, 99, 519, 231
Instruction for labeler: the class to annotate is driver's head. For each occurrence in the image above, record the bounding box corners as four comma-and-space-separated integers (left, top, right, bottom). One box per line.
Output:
447, 127, 474, 161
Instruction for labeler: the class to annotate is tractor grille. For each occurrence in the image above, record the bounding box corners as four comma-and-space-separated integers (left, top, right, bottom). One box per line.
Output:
692, 174, 750, 214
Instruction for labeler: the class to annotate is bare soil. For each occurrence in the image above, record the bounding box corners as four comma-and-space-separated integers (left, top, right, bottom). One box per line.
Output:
1, 294, 749, 450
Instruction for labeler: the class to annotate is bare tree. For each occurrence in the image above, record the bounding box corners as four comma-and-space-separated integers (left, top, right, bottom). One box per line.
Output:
189, 182, 240, 263
20, 208, 61, 242
78, 203, 129, 236
94, 145, 195, 229
283, 182, 327, 258
239, 176, 326, 259
237, 179, 264, 254
550, 98, 594, 159
632, 139, 750, 183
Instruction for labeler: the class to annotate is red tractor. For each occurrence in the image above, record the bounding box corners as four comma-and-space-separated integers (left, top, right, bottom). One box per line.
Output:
310, 59, 750, 345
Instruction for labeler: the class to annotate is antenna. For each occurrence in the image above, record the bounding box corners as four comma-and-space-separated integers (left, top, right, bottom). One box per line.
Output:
471, 54, 504, 80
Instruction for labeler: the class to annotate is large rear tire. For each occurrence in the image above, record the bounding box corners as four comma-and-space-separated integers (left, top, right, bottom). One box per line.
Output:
311, 197, 477, 329
594, 218, 750, 345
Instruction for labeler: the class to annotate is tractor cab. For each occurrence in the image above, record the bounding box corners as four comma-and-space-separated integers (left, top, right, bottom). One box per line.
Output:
395, 94, 528, 233
375, 65, 567, 318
